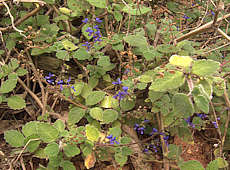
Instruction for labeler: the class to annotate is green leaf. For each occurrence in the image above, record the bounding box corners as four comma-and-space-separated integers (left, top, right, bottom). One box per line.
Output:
149, 71, 185, 92
120, 137, 132, 144
123, 35, 148, 48
22, 121, 39, 137
179, 160, 204, 170
68, 107, 86, 125
102, 109, 118, 124
62, 39, 78, 51
48, 152, 62, 167
122, 4, 151, 15
172, 93, 194, 117
0, 78, 17, 93
148, 90, 164, 103
169, 55, 193, 67
44, 142, 59, 158
114, 152, 127, 167
192, 60, 220, 77
73, 48, 91, 60
63, 144, 80, 157
85, 0, 106, 8
216, 157, 228, 168
139, 75, 153, 83
86, 91, 105, 106
37, 122, 59, 143
4, 130, 25, 147
60, 161, 75, 170
120, 98, 135, 111
53, 119, 65, 132
206, 159, 218, 170
89, 107, 103, 121
143, 49, 161, 61
194, 95, 209, 113
122, 146, 133, 156
16, 68, 28, 76
24, 135, 41, 153
136, 82, 147, 90
7, 95, 26, 110
168, 144, 182, 160
56, 50, 69, 61
86, 125, 100, 142
100, 96, 119, 108
97, 56, 111, 67
71, 82, 84, 96
109, 127, 122, 138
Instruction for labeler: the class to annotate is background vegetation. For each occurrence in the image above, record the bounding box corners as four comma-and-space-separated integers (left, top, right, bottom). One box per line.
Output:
1, 0, 230, 169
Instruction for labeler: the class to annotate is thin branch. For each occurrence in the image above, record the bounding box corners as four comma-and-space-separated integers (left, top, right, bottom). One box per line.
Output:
0, 5, 41, 32
17, 77, 43, 109
2, 1, 26, 37
217, 28, 230, 42
175, 13, 230, 43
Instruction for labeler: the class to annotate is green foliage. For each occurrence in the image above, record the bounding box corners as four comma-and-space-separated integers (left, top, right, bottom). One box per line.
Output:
149, 71, 185, 92
63, 144, 80, 157
172, 93, 194, 117
86, 125, 100, 142
7, 95, 26, 110
179, 160, 204, 170
4, 130, 25, 147
68, 107, 86, 125
44, 142, 59, 158
86, 91, 105, 106
192, 60, 220, 77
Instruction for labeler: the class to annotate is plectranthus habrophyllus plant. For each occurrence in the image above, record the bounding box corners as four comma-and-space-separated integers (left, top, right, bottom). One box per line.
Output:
81, 17, 103, 51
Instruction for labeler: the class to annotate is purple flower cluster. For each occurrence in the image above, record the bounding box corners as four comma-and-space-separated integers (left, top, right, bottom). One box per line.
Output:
134, 124, 145, 135
184, 116, 195, 128
106, 135, 119, 144
44, 73, 76, 92
112, 78, 129, 100
82, 17, 103, 51
144, 144, 158, 153
112, 78, 122, 85
113, 86, 129, 101
197, 113, 207, 120
45, 73, 55, 85
182, 15, 190, 19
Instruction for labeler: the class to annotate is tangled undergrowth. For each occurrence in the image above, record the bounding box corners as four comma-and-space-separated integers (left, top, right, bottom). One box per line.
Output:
1, 0, 230, 169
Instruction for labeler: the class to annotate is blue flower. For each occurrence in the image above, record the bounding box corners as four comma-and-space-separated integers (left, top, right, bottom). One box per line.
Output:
184, 117, 195, 128
112, 78, 122, 85
143, 119, 150, 123
67, 77, 71, 85
82, 41, 91, 51
211, 11, 215, 16
150, 128, 158, 136
143, 148, 149, 153
212, 121, 218, 128
122, 86, 128, 92
134, 124, 145, 135
45, 73, 55, 84
113, 86, 129, 101
182, 15, 190, 19
94, 25, 100, 30
71, 85, 76, 92
57, 80, 64, 91
106, 135, 119, 144
95, 18, 102, 23
82, 18, 88, 23
197, 113, 207, 120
